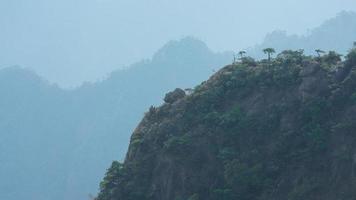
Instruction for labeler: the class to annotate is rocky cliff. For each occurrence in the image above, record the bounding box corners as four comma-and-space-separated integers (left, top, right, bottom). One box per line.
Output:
97, 49, 356, 200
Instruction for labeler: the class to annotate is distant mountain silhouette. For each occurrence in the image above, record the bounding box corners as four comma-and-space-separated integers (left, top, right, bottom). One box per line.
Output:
2, 11, 356, 200
0, 37, 231, 200
248, 11, 356, 58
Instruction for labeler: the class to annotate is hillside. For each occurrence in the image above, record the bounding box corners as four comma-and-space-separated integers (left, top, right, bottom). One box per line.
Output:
0, 37, 231, 200
249, 11, 356, 58
97, 48, 356, 200
63, 37, 231, 199
2, 11, 356, 199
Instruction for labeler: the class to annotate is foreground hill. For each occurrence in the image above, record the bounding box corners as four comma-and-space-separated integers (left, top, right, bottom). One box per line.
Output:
0, 37, 231, 200
97, 48, 356, 200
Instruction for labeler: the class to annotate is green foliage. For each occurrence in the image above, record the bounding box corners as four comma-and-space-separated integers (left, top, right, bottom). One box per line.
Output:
346, 48, 356, 66
131, 134, 144, 147
163, 135, 191, 154
97, 48, 356, 200
203, 111, 221, 124
277, 50, 305, 64
187, 193, 200, 200
238, 51, 247, 59
224, 160, 267, 200
350, 92, 356, 104
301, 99, 329, 124
253, 62, 301, 89
287, 178, 320, 200
97, 161, 124, 200
220, 105, 244, 127
300, 99, 330, 153
241, 56, 257, 66
271, 64, 301, 87
315, 49, 325, 57
322, 51, 342, 65
263, 48, 276, 61
217, 147, 237, 162
212, 188, 233, 200
304, 124, 326, 151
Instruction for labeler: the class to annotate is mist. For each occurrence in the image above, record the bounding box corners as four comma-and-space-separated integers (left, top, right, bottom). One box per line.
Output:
2, 1, 356, 200
1, 0, 355, 87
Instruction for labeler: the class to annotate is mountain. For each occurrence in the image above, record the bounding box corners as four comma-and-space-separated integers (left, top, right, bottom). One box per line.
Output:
0, 67, 73, 200
248, 11, 356, 58
96, 49, 356, 200
3, 11, 356, 200
62, 37, 231, 199
0, 37, 231, 200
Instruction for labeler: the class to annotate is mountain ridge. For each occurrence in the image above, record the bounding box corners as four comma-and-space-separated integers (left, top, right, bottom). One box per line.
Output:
0, 37, 231, 200
248, 11, 356, 58
96, 48, 356, 200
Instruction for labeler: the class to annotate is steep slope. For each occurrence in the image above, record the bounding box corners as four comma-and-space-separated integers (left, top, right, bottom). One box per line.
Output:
249, 11, 356, 58
97, 49, 356, 200
0, 38, 231, 200
62, 37, 231, 199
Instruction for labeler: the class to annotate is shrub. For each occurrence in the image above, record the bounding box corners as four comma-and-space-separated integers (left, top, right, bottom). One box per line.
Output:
322, 51, 342, 65
345, 48, 356, 66
163, 135, 190, 154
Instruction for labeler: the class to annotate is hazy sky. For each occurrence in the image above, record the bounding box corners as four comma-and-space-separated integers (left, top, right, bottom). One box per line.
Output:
1, 0, 356, 87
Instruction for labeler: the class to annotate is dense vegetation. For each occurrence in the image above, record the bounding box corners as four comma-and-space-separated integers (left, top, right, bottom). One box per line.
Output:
97, 47, 356, 200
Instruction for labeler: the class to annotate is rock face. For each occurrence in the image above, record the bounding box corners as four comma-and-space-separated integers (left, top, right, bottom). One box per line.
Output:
164, 88, 186, 104
97, 50, 356, 200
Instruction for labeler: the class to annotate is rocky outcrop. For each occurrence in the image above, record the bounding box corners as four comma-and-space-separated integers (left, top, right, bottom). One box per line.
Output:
163, 88, 186, 104
97, 49, 356, 200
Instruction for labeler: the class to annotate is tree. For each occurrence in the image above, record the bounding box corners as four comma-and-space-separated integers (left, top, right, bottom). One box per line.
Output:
238, 51, 246, 59
263, 48, 275, 61
232, 53, 238, 64
277, 50, 304, 64
323, 51, 342, 64
353, 41, 356, 48
346, 48, 356, 66
241, 56, 257, 67
184, 88, 194, 94
315, 49, 325, 57
298, 49, 305, 54
97, 161, 124, 200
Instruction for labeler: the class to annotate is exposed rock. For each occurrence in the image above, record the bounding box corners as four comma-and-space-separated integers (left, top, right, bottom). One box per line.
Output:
164, 88, 186, 104
97, 50, 356, 200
